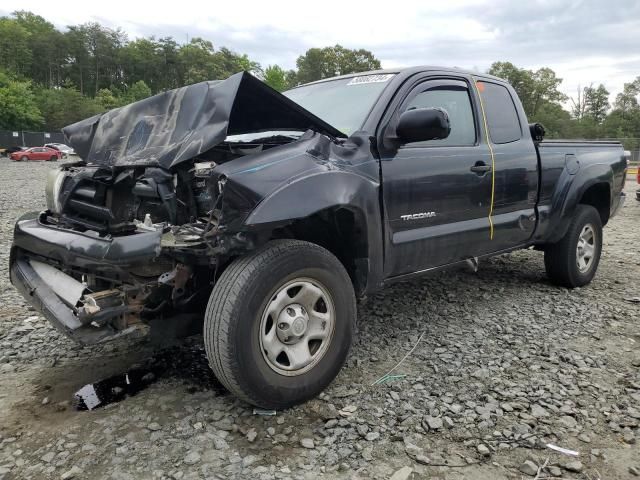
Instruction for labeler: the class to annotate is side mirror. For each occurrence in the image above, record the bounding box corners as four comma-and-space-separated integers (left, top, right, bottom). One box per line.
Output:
396, 107, 451, 143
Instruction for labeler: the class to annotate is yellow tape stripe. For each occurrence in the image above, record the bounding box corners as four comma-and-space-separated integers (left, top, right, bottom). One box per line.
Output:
473, 78, 496, 240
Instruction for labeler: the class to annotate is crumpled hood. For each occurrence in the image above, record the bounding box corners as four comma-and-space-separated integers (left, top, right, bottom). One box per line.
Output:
62, 72, 344, 169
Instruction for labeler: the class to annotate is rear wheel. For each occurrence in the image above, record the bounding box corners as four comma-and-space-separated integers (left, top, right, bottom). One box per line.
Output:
48, 155, 57, 162
204, 240, 356, 409
544, 205, 603, 288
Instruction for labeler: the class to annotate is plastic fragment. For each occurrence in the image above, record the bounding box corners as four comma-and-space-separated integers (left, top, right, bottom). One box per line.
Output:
253, 408, 277, 416
546, 443, 579, 456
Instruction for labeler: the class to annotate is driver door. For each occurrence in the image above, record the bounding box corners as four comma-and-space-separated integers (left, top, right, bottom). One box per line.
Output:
379, 77, 494, 277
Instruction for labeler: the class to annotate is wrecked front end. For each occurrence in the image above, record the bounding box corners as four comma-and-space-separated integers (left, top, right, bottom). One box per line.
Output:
9, 71, 354, 345
10, 152, 252, 344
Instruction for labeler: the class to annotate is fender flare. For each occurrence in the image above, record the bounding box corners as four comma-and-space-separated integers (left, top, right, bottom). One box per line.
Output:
244, 170, 384, 294
546, 163, 613, 243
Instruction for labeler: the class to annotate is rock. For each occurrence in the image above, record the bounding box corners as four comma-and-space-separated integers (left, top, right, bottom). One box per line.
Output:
300, 438, 315, 449
501, 402, 514, 412
183, 451, 200, 465
415, 454, 430, 465
246, 428, 257, 443
389, 466, 413, 480
548, 466, 562, 476
472, 368, 490, 379
60, 466, 82, 480
558, 415, 577, 429
519, 460, 538, 476
623, 431, 636, 444
629, 466, 639, 477
531, 404, 549, 418
578, 434, 591, 443
424, 416, 443, 430
365, 432, 380, 441
242, 455, 259, 468
41, 452, 55, 463
563, 461, 583, 473
147, 422, 161, 431
404, 443, 422, 457
477, 444, 490, 457
339, 405, 358, 417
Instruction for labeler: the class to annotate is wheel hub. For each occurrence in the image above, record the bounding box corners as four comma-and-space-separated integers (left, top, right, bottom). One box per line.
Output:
259, 278, 335, 376
576, 224, 596, 273
276, 303, 308, 344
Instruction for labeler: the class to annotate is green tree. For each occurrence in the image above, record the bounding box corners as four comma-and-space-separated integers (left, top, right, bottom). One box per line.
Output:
583, 84, 610, 124
0, 17, 32, 76
178, 38, 217, 84
12, 11, 66, 87
65, 22, 127, 95
0, 70, 43, 129
295, 45, 381, 84
96, 87, 121, 110
124, 80, 152, 103
36, 86, 103, 130
263, 65, 288, 91
488, 62, 566, 117
612, 77, 640, 118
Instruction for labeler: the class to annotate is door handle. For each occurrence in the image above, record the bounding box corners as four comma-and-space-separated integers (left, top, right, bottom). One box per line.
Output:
470, 162, 491, 175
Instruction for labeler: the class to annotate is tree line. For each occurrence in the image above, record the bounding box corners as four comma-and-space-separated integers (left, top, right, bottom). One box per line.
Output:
0, 11, 380, 131
488, 62, 640, 150
1, 10, 638, 150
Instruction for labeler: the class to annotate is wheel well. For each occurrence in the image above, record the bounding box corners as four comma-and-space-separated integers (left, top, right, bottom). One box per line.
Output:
269, 207, 369, 296
579, 183, 610, 225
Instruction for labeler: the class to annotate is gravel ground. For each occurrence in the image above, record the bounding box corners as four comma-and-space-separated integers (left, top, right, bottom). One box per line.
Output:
0, 157, 638, 480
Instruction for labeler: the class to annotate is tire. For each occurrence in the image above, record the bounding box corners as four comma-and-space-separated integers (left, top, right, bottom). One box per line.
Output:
48, 156, 57, 162
204, 240, 356, 409
544, 205, 603, 288
20, 156, 28, 162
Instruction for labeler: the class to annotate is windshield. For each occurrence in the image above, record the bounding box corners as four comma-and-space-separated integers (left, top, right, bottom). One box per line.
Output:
283, 74, 396, 136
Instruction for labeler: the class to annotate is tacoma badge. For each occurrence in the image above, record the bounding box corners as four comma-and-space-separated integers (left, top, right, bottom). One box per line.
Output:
400, 212, 436, 221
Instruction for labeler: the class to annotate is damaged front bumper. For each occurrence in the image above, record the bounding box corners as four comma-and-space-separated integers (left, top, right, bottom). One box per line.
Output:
10, 213, 164, 344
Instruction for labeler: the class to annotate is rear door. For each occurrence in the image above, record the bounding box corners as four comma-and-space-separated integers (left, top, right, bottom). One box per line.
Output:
379, 76, 494, 277
31, 148, 46, 160
473, 80, 539, 250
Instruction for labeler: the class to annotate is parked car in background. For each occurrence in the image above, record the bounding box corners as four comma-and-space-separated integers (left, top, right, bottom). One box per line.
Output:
1, 146, 28, 157
44, 143, 76, 158
9, 147, 61, 162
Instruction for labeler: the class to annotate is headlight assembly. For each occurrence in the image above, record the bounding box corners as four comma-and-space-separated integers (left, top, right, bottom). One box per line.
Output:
45, 168, 66, 214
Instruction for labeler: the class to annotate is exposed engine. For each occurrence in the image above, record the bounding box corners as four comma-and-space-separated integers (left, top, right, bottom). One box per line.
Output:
34, 133, 300, 342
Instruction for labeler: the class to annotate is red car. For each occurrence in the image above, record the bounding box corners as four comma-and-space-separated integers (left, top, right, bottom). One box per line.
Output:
10, 147, 61, 162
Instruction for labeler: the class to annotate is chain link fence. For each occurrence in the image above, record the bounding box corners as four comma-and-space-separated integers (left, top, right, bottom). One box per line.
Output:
0, 130, 66, 149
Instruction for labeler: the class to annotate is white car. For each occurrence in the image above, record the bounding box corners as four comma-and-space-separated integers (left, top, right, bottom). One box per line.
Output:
44, 143, 76, 158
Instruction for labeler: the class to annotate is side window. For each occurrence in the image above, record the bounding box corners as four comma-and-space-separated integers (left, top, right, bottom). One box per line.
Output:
478, 82, 522, 144
402, 85, 476, 147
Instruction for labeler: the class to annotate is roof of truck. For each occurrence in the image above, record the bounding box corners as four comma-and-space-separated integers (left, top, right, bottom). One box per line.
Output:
292, 66, 507, 88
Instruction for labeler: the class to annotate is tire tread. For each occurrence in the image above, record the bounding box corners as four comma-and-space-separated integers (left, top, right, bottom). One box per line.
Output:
544, 205, 602, 288
204, 240, 354, 408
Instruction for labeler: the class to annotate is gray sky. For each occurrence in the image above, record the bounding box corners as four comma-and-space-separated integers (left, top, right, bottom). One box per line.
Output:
6, 0, 640, 102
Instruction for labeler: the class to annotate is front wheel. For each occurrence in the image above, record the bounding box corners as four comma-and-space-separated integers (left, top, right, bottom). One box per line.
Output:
204, 240, 356, 409
544, 205, 603, 288
20, 156, 28, 162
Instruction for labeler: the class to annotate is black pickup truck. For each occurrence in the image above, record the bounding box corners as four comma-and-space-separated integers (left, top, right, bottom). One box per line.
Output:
10, 67, 627, 408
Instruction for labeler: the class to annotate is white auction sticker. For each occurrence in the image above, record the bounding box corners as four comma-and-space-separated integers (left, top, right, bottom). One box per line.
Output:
347, 74, 395, 85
